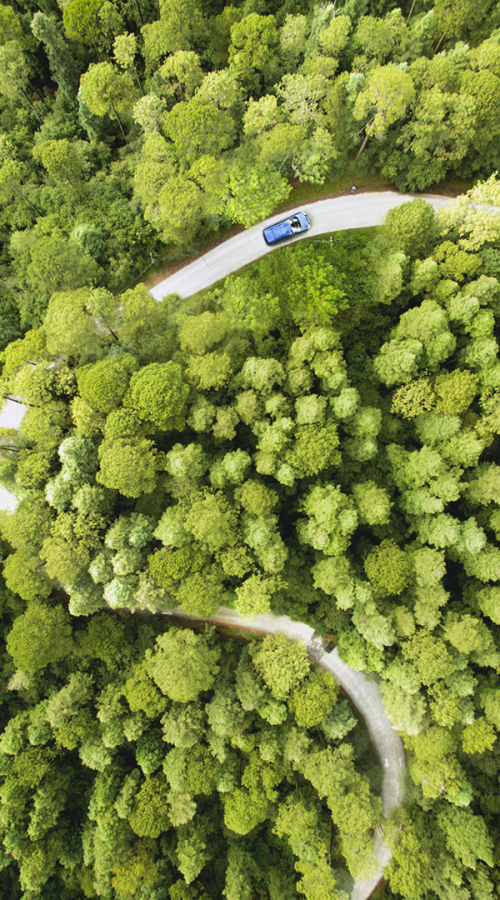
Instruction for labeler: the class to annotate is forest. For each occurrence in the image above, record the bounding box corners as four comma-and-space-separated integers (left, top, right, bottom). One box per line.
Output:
1, 0, 500, 897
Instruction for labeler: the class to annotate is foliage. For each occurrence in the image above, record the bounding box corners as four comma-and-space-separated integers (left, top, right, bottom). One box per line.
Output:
1, 5, 500, 898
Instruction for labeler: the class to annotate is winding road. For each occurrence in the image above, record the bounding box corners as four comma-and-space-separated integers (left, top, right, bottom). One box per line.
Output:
2, 190, 462, 898
164, 604, 404, 900
149, 190, 451, 301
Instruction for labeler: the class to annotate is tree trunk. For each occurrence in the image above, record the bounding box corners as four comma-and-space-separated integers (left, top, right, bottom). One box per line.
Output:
11, 184, 41, 214
134, 0, 144, 25
435, 32, 445, 53
27, 78, 45, 105
133, 65, 145, 96
406, 0, 417, 24
6, 394, 37, 408
109, 99, 128, 143
355, 131, 370, 161
20, 88, 43, 125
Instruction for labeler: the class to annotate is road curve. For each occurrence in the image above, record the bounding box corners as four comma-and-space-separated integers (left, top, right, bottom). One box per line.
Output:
2, 191, 421, 896
149, 190, 451, 301
162, 604, 405, 900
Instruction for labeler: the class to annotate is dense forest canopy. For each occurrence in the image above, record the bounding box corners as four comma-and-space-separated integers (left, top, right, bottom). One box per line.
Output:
0, 598, 384, 900
0, 0, 499, 338
1, 0, 500, 897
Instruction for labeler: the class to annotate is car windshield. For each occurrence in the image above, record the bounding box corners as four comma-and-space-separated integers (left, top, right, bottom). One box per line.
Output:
290, 217, 301, 232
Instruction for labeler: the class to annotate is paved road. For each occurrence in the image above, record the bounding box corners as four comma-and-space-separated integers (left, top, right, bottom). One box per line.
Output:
149, 191, 451, 301
2, 192, 416, 896
163, 604, 405, 900
0, 399, 25, 511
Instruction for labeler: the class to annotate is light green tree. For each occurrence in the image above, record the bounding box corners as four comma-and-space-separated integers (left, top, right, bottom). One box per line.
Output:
32, 140, 82, 188
164, 97, 235, 166
125, 362, 189, 431
6, 602, 74, 673
353, 64, 416, 159
146, 629, 220, 702
251, 632, 310, 700
226, 163, 291, 228
364, 540, 413, 597
80, 62, 136, 142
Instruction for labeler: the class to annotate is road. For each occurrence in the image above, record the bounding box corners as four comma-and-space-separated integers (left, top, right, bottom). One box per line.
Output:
1, 191, 426, 897
149, 190, 451, 301
163, 604, 405, 900
0, 399, 25, 511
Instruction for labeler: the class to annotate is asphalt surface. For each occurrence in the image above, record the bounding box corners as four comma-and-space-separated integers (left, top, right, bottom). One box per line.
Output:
0, 399, 25, 511
164, 604, 405, 900
149, 190, 451, 301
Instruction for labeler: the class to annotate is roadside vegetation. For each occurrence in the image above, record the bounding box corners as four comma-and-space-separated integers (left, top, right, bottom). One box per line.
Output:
1, 0, 500, 341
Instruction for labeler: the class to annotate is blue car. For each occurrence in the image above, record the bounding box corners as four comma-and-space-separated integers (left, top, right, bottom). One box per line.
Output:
263, 211, 311, 245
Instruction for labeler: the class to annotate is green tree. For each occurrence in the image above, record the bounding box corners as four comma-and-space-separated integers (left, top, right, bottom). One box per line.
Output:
436, 173, 500, 252
297, 483, 358, 557
164, 97, 235, 166
318, 14, 351, 56
289, 423, 341, 477
97, 437, 158, 498
226, 162, 291, 228
77, 354, 138, 415
6, 602, 74, 673
234, 574, 284, 620
353, 64, 416, 159
228, 13, 278, 87
3, 547, 52, 602
279, 14, 309, 68
32, 139, 82, 188
133, 93, 167, 133
387, 822, 432, 899
0, 41, 43, 124
63, 0, 123, 52
176, 570, 227, 618
385, 199, 438, 260
128, 773, 171, 838
184, 490, 238, 554
112, 839, 157, 898
289, 670, 339, 728
146, 628, 220, 702
224, 787, 268, 835
364, 540, 412, 597
124, 362, 189, 431
352, 481, 392, 526
123, 661, 168, 718
251, 632, 310, 700
147, 174, 203, 246
114, 32, 144, 95
159, 50, 203, 102
80, 62, 136, 143
141, 0, 204, 70
31, 12, 80, 96
461, 717, 496, 754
